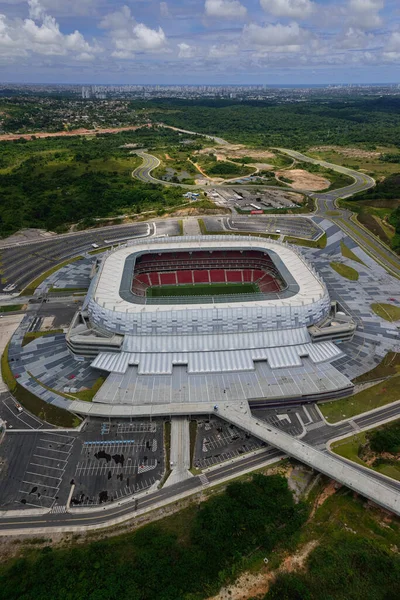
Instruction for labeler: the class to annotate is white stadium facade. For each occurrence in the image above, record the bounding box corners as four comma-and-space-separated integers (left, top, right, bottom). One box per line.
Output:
67, 235, 356, 409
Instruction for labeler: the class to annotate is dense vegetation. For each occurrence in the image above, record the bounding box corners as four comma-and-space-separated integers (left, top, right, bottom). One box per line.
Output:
266, 534, 400, 600
369, 420, 400, 454
137, 97, 400, 149
352, 173, 400, 251
0, 475, 306, 600
0, 128, 200, 237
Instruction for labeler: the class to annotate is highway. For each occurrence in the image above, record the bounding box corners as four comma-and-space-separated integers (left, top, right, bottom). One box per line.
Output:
1, 396, 400, 533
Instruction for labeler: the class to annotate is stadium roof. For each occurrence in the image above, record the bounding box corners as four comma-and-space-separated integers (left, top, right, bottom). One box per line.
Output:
93, 236, 327, 314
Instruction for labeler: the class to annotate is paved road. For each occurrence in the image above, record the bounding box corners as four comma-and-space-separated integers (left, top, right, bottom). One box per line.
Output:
1, 399, 400, 532
133, 128, 400, 277
277, 148, 400, 278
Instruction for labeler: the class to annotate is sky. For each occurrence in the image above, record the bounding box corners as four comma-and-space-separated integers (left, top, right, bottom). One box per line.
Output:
0, 0, 399, 84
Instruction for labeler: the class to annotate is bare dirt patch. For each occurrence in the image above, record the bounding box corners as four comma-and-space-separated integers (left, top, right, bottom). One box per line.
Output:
276, 169, 330, 191
0, 125, 146, 142
207, 540, 319, 600
199, 145, 275, 161
310, 146, 381, 159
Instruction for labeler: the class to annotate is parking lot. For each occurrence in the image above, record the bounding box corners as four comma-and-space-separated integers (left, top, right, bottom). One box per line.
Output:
207, 188, 304, 212
226, 216, 321, 240
0, 391, 48, 430
0, 430, 77, 511
0, 417, 165, 510
71, 419, 164, 506
194, 418, 265, 469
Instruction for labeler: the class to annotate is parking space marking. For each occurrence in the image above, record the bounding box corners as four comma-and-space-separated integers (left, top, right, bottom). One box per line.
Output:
22, 480, 59, 489
36, 446, 71, 454
26, 471, 62, 480
30, 462, 66, 471
33, 454, 68, 462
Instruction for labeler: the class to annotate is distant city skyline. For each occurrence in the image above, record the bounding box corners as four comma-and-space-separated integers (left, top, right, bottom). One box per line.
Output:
0, 0, 399, 84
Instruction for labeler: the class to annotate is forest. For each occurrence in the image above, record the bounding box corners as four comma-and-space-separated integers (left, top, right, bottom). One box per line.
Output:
135, 96, 400, 149
0, 475, 307, 600
0, 128, 201, 237
1, 473, 400, 600
352, 174, 400, 251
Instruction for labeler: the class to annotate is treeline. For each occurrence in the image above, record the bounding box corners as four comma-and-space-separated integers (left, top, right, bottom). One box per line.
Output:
0, 128, 197, 237
265, 534, 400, 600
353, 173, 400, 252
134, 96, 400, 149
369, 420, 400, 454
0, 475, 307, 600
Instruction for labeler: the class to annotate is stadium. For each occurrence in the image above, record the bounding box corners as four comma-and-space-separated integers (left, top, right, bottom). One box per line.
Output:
67, 235, 355, 409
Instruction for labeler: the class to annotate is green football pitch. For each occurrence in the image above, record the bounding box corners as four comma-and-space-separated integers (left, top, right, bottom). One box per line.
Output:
146, 282, 259, 297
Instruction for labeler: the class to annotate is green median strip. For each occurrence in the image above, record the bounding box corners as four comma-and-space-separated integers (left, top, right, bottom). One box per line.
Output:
284, 232, 327, 248
340, 240, 366, 265
0, 304, 24, 313
371, 303, 400, 322
330, 262, 359, 281
20, 255, 84, 296
319, 373, 400, 423
338, 218, 400, 276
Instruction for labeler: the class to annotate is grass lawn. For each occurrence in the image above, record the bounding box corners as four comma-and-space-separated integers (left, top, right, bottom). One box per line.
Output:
22, 329, 64, 347
49, 287, 88, 293
340, 240, 366, 265
147, 282, 259, 297
284, 232, 327, 249
70, 377, 106, 402
1, 342, 79, 427
331, 431, 400, 482
330, 261, 359, 280
0, 304, 23, 312
20, 255, 84, 296
371, 302, 400, 322
354, 352, 400, 383
319, 373, 400, 423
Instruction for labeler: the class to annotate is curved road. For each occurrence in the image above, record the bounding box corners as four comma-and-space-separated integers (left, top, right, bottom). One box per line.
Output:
1, 399, 400, 533
133, 128, 400, 278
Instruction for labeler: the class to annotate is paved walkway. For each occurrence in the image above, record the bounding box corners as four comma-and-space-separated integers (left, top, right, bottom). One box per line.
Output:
164, 417, 193, 486
217, 403, 400, 516
183, 218, 202, 236
0, 314, 23, 393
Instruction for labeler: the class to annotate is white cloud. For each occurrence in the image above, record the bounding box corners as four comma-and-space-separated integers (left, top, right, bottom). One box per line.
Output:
244, 21, 309, 47
100, 5, 168, 58
260, 0, 314, 20
160, 2, 169, 18
338, 27, 374, 49
178, 42, 195, 58
347, 0, 384, 29
0, 0, 99, 60
208, 43, 238, 57
205, 0, 247, 20
386, 31, 400, 52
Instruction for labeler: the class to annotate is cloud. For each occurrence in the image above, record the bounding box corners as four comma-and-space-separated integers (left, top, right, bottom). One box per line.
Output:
347, 0, 384, 29
160, 2, 169, 17
260, 0, 314, 20
0, 0, 99, 61
244, 21, 309, 47
208, 43, 238, 57
100, 5, 168, 58
178, 42, 195, 58
205, 0, 247, 20
385, 31, 400, 52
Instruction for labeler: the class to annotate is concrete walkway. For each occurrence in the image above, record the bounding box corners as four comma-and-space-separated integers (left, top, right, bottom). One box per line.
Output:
183, 218, 202, 236
164, 417, 193, 486
217, 403, 400, 516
